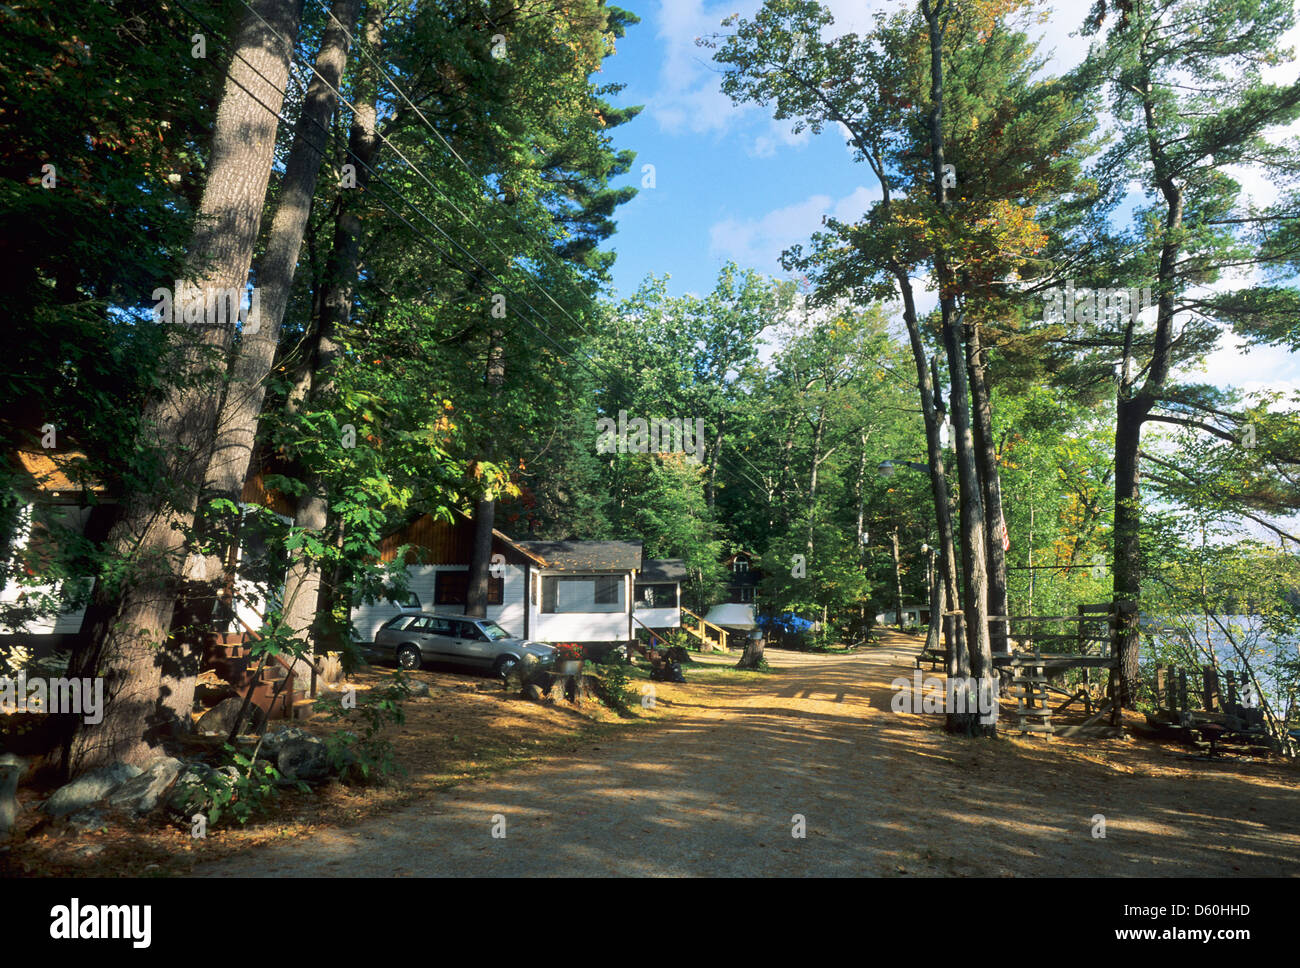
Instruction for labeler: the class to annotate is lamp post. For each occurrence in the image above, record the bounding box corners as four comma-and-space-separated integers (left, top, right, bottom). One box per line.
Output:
877, 458, 944, 654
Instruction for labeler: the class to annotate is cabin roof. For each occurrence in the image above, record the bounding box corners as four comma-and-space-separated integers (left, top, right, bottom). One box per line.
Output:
515, 539, 643, 572
639, 558, 686, 583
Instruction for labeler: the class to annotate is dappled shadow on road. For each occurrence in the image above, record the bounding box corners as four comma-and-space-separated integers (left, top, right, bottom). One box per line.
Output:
194, 636, 1300, 878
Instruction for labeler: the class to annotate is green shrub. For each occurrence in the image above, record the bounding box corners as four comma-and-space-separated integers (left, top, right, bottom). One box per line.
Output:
175, 743, 307, 828
312, 670, 412, 783
598, 664, 635, 713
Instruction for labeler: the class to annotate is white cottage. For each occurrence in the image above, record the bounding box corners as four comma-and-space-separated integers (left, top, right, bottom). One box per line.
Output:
633, 558, 684, 632
349, 512, 646, 646
0, 446, 297, 650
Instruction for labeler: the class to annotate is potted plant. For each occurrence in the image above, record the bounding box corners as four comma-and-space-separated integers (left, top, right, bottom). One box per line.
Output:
554, 643, 584, 675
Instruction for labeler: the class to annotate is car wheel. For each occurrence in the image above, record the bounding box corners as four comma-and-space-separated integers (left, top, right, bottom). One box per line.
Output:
494, 655, 519, 680
396, 644, 422, 670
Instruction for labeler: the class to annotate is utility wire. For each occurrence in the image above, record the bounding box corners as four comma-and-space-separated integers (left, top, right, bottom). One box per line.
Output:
174, 0, 776, 503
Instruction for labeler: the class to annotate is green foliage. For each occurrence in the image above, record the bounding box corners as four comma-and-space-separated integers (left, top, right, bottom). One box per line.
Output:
311, 671, 412, 784
176, 743, 308, 829
597, 663, 635, 714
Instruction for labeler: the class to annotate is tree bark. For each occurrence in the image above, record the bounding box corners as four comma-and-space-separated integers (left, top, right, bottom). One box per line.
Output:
923, 0, 993, 735
202, 0, 363, 568
66, 0, 301, 773
891, 528, 905, 630
277, 0, 381, 679
966, 321, 1009, 653
467, 327, 507, 617
1111, 65, 1185, 708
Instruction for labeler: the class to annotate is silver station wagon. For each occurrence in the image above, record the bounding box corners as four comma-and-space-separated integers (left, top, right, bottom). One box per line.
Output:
373, 611, 556, 679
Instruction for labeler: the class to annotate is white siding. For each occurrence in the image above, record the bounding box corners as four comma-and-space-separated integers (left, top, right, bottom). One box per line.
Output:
0, 504, 91, 636
349, 564, 529, 641
528, 571, 633, 643
634, 605, 680, 629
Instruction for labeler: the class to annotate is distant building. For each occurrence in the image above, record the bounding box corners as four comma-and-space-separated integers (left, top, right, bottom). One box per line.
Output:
723, 550, 759, 606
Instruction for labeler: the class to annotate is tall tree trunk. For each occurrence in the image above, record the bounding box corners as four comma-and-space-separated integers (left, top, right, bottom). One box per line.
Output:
923, 0, 992, 735
895, 291, 962, 681
891, 527, 904, 630
966, 322, 1009, 653
277, 0, 381, 679
467, 328, 506, 617
202, 0, 363, 583
66, 0, 301, 773
806, 405, 826, 554
1112, 395, 1148, 705
1111, 67, 1185, 708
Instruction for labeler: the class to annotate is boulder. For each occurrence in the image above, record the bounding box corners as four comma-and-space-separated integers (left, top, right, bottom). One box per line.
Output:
65, 807, 109, 832
44, 762, 141, 818
167, 762, 218, 816
259, 724, 314, 758
0, 753, 24, 836
196, 696, 265, 737
105, 756, 184, 816
276, 737, 331, 781
406, 679, 430, 698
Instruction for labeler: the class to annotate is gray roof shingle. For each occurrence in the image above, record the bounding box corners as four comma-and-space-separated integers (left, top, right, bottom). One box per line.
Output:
638, 558, 686, 583
516, 539, 643, 572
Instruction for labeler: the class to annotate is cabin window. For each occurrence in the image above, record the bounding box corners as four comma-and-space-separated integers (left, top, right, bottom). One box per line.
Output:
733, 558, 748, 573
635, 583, 677, 608
434, 570, 503, 606
541, 575, 624, 613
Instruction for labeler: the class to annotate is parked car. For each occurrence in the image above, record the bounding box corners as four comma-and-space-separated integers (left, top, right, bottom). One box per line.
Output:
373, 611, 556, 679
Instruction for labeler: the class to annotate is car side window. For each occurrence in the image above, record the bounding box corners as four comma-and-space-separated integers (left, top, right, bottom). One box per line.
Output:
407, 617, 433, 632
456, 621, 482, 640
426, 617, 453, 635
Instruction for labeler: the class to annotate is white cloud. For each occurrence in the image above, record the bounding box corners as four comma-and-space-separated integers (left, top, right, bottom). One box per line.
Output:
650, 0, 761, 135
1191, 336, 1300, 403
709, 194, 833, 271
708, 185, 883, 273
750, 117, 811, 157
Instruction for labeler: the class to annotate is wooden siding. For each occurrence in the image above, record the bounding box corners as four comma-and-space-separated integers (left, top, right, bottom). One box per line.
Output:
240, 470, 297, 519
377, 513, 538, 566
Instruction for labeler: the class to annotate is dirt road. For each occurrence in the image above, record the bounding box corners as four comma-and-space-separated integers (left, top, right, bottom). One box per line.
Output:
192, 639, 1300, 877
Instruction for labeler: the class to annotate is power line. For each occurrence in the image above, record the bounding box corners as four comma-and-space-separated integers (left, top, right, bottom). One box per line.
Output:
173, 0, 776, 503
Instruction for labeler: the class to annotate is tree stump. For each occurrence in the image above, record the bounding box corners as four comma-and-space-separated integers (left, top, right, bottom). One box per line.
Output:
736, 637, 765, 670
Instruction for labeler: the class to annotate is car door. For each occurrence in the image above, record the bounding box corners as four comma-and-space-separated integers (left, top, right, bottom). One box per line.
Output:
410, 616, 456, 663
450, 619, 493, 666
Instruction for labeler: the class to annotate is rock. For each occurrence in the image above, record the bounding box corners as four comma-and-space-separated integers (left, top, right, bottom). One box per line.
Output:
44, 762, 141, 818
524, 683, 545, 702
0, 753, 24, 837
406, 679, 430, 698
167, 763, 218, 815
259, 724, 314, 758
105, 756, 184, 816
196, 696, 265, 736
66, 807, 108, 832
276, 737, 331, 781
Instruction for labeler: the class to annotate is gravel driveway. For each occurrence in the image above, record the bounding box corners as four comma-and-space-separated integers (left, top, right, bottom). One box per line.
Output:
192, 640, 1300, 877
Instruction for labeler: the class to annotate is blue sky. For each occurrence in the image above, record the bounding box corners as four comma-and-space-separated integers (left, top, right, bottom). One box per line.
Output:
595, 0, 1300, 401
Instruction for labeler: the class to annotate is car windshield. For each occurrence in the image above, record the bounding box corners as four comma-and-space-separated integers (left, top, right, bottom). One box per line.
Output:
480, 621, 510, 641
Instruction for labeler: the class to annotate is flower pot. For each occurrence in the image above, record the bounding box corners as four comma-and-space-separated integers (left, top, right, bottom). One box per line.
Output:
557, 660, 582, 676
